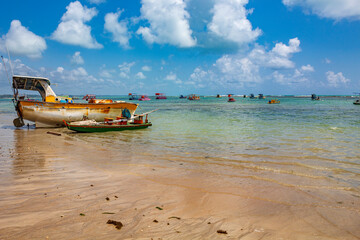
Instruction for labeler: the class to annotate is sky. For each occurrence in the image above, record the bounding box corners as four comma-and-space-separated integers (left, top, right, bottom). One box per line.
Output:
0, 0, 360, 96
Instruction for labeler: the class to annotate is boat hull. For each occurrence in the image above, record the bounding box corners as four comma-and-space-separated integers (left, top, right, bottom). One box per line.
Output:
18, 100, 138, 127
65, 122, 152, 133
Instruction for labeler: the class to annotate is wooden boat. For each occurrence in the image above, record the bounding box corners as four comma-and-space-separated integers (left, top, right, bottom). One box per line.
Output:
268, 99, 280, 104
64, 110, 156, 133
353, 93, 360, 105
64, 120, 152, 133
12, 75, 138, 127
188, 94, 200, 100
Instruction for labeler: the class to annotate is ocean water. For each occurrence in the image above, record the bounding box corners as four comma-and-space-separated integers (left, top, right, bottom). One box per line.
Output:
1, 96, 359, 192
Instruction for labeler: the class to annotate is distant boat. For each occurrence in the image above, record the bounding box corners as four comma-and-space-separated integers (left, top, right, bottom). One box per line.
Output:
258, 94, 265, 99
179, 95, 187, 99
155, 93, 167, 99
353, 92, 360, 105
249, 93, 257, 99
188, 94, 200, 100
268, 99, 280, 104
128, 93, 138, 100
216, 94, 221, 98
227, 94, 235, 102
311, 94, 320, 100
83, 94, 96, 101
138, 95, 151, 101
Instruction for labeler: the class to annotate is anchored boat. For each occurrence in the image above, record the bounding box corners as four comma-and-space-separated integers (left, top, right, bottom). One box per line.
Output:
11, 75, 138, 127
64, 110, 156, 133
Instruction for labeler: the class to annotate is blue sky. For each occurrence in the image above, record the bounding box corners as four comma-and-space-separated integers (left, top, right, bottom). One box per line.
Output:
0, 0, 359, 96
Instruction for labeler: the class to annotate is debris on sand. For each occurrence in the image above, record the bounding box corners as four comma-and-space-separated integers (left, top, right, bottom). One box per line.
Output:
153, 219, 158, 223
155, 206, 163, 210
79, 213, 85, 216
217, 230, 227, 234
47, 131, 61, 136
106, 197, 110, 201
107, 220, 123, 230
168, 216, 181, 220
102, 212, 115, 214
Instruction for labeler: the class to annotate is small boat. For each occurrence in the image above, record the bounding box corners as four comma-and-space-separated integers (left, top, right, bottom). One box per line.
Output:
155, 93, 167, 99
216, 94, 221, 98
64, 110, 157, 133
188, 94, 200, 100
227, 94, 235, 102
258, 94, 265, 99
179, 95, 187, 99
249, 93, 257, 99
268, 99, 280, 104
353, 92, 360, 105
311, 94, 320, 100
138, 95, 151, 101
128, 93, 139, 100
83, 94, 96, 101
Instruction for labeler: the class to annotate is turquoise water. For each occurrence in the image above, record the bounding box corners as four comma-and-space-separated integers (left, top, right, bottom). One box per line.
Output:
1, 96, 359, 190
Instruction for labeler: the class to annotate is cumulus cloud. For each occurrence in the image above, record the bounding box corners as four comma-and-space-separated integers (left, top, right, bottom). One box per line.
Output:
71, 51, 84, 64
188, 37, 302, 89
208, 0, 261, 45
142, 65, 151, 71
0, 20, 46, 58
137, 0, 196, 47
88, 0, 106, 4
118, 61, 135, 78
52, 1, 103, 49
283, 0, 360, 20
273, 66, 312, 85
164, 72, 182, 84
104, 10, 130, 49
326, 71, 350, 87
301, 64, 314, 72
136, 72, 146, 79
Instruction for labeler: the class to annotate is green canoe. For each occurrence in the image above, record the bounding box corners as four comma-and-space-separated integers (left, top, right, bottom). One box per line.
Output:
64, 121, 152, 133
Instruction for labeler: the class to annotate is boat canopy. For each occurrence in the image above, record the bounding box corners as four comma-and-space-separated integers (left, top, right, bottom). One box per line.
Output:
12, 75, 56, 101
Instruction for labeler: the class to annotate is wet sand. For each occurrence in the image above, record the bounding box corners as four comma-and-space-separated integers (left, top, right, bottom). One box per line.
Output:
0, 117, 359, 239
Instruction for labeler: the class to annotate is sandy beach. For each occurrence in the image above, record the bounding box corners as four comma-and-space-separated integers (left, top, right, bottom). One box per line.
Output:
0, 112, 359, 240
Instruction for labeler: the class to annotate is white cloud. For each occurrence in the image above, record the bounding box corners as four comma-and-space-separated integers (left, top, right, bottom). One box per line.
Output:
57, 67, 64, 73
249, 38, 301, 69
326, 71, 350, 87
325, 58, 331, 64
283, 0, 360, 20
71, 67, 88, 77
142, 65, 151, 71
71, 51, 84, 65
104, 10, 130, 49
51, 1, 103, 49
136, 72, 146, 79
271, 38, 300, 57
118, 61, 135, 78
208, 0, 261, 45
273, 67, 311, 85
301, 64, 314, 72
0, 20, 46, 58
99, 69, 114, 78
88, 0, 106, 4
165, 72, 182, 84
188, 37, 303, 89
137, 0, 196, 47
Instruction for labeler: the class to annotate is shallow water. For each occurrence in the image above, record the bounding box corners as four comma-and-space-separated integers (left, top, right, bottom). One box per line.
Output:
1, 96, 360, 238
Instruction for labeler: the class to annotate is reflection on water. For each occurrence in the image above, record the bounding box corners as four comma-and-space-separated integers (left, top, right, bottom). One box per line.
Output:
12, 129, 47, 177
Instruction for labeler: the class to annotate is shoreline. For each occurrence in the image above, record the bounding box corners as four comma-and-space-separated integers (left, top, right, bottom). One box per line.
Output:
0, 114, 359, 239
